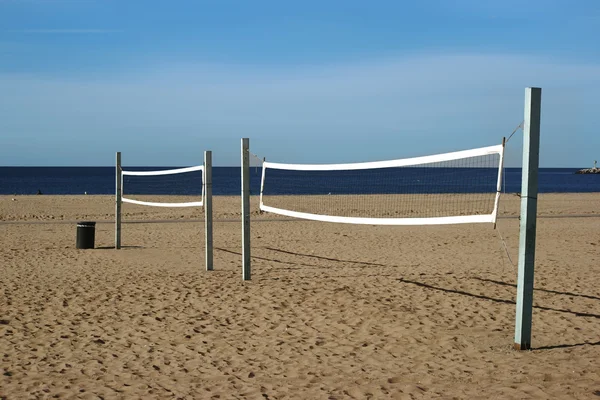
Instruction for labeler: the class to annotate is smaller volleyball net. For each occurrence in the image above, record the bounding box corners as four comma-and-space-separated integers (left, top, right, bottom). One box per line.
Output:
115, 151, 214, 271
259, 143, 505, 225
121, 165, 205, 208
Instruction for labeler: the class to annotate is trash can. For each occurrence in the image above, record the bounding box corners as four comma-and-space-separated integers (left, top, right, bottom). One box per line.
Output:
76, 221, 96, 249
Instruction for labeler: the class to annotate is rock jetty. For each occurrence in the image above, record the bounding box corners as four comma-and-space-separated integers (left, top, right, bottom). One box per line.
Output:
576, 168, 600, 174
576, 160, 600, 174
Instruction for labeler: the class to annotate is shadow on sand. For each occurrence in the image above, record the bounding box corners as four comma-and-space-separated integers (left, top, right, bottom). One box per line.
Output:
397, 277, 600, 320
95, 245, 144, 250
471, 277, 600, 302
397, 277, 600, 350
216, 247, 392, 270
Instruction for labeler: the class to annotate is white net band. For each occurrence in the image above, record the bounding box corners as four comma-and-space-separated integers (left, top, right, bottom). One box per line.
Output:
260, 205, 495, 225
260, 143, 505, 226
121, 165, 203, 176
121, 198, 204, 208
263, 144, 502, 171
121, 164, 204, 208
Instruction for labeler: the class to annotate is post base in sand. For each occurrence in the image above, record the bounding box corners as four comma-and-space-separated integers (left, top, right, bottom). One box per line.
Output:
514, 343, 531, 351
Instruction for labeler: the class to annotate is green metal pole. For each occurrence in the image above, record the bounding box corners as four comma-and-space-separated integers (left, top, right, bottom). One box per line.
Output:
241, 138, 251, 280
514, 87, 541, 350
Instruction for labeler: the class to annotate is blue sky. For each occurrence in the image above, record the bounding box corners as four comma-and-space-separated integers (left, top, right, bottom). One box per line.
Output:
1, 0, 599, 167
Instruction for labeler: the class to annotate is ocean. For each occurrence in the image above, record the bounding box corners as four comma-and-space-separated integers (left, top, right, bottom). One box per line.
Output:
0, 167, 599, 196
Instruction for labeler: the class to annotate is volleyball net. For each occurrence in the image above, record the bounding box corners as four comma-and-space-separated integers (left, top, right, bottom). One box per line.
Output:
115, 151, 214, 271
259, 143, 505, 225
121, 165, 205, 207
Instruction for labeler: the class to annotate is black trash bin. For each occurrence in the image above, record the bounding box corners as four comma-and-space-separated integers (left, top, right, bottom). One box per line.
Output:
76, 221, 96, 249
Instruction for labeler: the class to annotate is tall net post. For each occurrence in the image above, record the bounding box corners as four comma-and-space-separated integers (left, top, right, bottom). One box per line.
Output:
241, 138, 251, 280
115, 151, 122, 249
204, 151, 213, 271
514, 87, 542, 350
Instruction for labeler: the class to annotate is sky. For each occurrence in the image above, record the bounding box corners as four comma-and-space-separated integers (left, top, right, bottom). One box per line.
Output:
1, 0, 599, 167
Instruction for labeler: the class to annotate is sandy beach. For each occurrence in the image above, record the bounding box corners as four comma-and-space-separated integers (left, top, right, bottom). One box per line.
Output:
1, 193, 600, 399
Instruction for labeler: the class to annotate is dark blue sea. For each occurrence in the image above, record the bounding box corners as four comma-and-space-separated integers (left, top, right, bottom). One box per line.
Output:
0, 167, 599, 195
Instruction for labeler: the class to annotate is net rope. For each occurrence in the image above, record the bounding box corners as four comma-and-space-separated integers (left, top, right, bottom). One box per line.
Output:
260, 144, 505, 225
495, 121, 524, 271
121, 165, 204, 208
